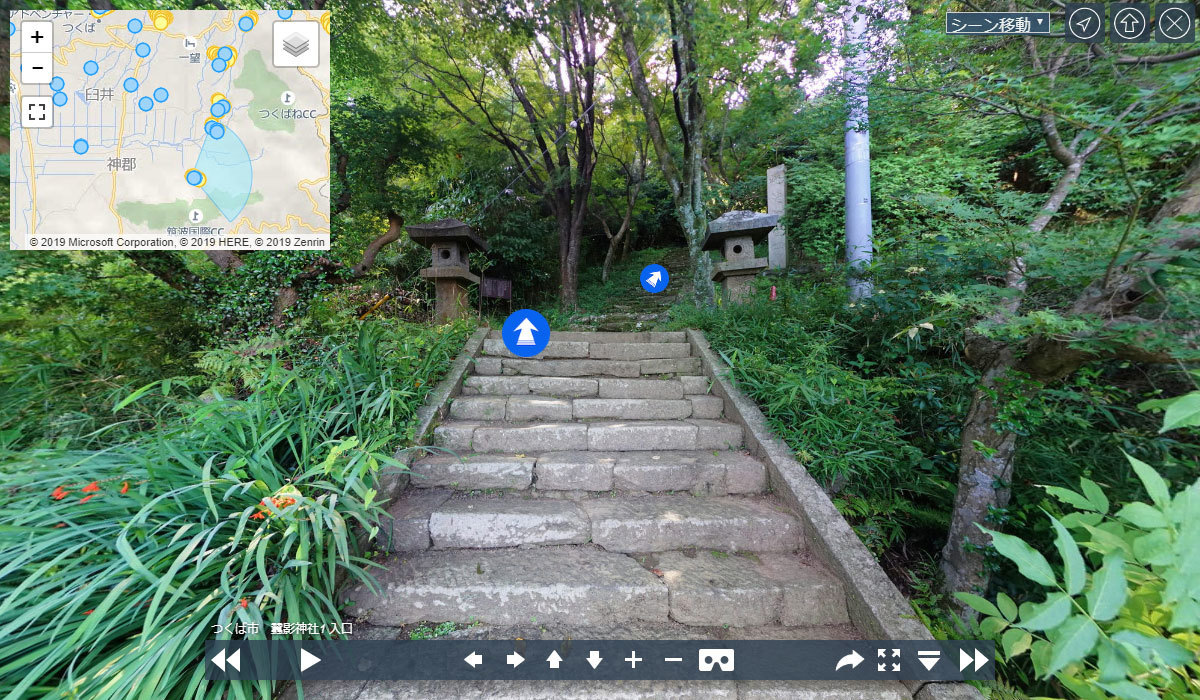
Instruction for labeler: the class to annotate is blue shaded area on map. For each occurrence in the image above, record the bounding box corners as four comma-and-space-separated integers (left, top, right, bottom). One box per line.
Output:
195, 127, 252, 221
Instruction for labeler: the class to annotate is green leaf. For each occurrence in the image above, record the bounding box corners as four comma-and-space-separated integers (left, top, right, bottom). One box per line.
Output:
1140, 391, 1200, 433
1044, 485, 1097, 511
1111, 629, 1194, 667
1030, 639, 1052, 677
1018, 592, 1073, 631
1115, 502, 1167, 530
1094, 638, 1129, 683
1087, 553, 1128, 622
1079, 478, 1110, 514
1049, 514, 1086, 596
996, 591, 1017, 622
1043, 615, 1100, 677
1001, 628, 1032, 658
954, 592, 1001, 619
980, 615, 1009, 638
1095, 681, 1159, 700
1124, 452, 1171, 508
978, 525, 1057, 586
1132, 529, 1172, 566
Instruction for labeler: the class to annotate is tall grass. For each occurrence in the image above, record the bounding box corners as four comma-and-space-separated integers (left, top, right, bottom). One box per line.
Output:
0, 320, 470, 699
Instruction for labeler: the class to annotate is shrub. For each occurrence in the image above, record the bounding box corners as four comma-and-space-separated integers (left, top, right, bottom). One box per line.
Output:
0, 320, 470, 699
958, 453, 1200, 698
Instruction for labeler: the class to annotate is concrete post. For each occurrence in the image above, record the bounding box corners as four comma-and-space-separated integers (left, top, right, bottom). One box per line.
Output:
767, 165, 787, 269
843, 3, 874, 300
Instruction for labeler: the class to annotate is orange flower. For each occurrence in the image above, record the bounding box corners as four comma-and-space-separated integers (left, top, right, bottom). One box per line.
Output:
51, 486, 70, 500
250, 512, 266, 520
239, 598, 249, 609
82, 482, 100, 493
83, 610, 94, 615
119, 482, 129, 495
80, 494, 96, 504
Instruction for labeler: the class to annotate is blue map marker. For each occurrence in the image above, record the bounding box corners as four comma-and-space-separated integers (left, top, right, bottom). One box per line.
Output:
83, 60, 98, 76
640, 264, 670, 294
501, 310, 550, 358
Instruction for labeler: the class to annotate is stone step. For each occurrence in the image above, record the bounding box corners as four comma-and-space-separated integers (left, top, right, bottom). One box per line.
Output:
473, 356, 703, 378
344, 546, 845, 628
482, 338, 692, 361
580, 496, 801, 553
414, 495, 796, 552
345, 547, 668, 627
646, 551, 848, 627
410, 450, 765, 495
289, 680, 910, 699
449, 395, 723, 421
486, 330, 687, 343
429, 499, 589, 549
462, 376, 713, 399
434, 420, 743, 453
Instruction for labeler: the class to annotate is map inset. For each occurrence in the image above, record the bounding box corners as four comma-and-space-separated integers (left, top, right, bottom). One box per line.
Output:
9, 9, 330, 250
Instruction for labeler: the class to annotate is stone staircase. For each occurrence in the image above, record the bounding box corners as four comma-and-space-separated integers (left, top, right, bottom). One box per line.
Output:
315, 331, 912, 699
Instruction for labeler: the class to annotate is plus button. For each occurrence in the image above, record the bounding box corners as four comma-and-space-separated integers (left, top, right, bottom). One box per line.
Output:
625, 651, 643, 669
31, 30, 45, 44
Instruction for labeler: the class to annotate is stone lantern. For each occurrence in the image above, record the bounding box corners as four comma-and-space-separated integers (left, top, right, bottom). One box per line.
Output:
702, 210, 779, 302
406, 218, 489, 322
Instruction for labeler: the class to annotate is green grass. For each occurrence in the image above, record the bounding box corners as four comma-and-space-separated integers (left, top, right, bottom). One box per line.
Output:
0, 320, 471, 700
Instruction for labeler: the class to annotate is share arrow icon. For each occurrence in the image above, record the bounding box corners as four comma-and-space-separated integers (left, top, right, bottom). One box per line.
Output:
835, 650, 864, 671
645, 270, 662, 288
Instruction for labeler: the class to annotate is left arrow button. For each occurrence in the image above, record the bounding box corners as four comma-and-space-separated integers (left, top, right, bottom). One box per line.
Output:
465, 652, 483, 668
227, 649, 242, 672
210, 648, 226, 672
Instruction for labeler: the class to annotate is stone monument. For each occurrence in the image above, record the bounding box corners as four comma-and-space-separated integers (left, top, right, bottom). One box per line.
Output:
767, 164, 787, 269
406, 218, 489, 322
702, 210, 778, 303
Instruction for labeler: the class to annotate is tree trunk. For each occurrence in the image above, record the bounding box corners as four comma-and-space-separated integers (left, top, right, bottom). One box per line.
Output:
941, 160, 1082, 599
614, 0, 716, 306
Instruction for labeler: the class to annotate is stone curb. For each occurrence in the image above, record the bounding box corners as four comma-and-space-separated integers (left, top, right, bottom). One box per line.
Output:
380, 326, 489, 501
685, 330, 982, 700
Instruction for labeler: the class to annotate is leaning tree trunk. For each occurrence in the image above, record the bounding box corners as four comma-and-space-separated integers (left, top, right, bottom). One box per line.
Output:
941, 160, 1082, 599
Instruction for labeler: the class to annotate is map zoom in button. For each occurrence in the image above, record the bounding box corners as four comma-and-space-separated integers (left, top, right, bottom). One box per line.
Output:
1065, 3, 1105, 42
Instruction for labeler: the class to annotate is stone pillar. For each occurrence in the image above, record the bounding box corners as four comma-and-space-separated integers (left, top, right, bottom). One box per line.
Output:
767, 165, 787, 269
406, 218, 488, 323
703, 210, 778, 304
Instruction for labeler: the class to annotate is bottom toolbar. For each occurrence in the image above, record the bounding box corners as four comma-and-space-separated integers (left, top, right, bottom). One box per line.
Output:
204, 640, 995, 682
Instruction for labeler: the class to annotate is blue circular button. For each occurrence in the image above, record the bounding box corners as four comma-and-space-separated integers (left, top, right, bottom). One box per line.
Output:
138, 96, 153, 111
83, 60, 99, 76
123, 77, 138, 92
501, 310, 551, 358
238, 16, 254, 31
136, 42, 151, 57
640, 264, 670, 294
153, 87, 169, 103
212, 58, 227, 72
127, 18, 143, 34
73, 139, 89, 155
50, 76, 64, 91
53, 91, 68, 106
278, 9, 293, 19
217, 46, 233, 61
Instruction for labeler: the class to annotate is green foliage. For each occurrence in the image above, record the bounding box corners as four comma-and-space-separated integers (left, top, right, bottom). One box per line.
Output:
0, 321, 471, 700
957, 454, 1200, 698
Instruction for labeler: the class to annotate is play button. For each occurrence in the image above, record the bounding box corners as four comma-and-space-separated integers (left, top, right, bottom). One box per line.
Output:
300, 648, 321, 672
